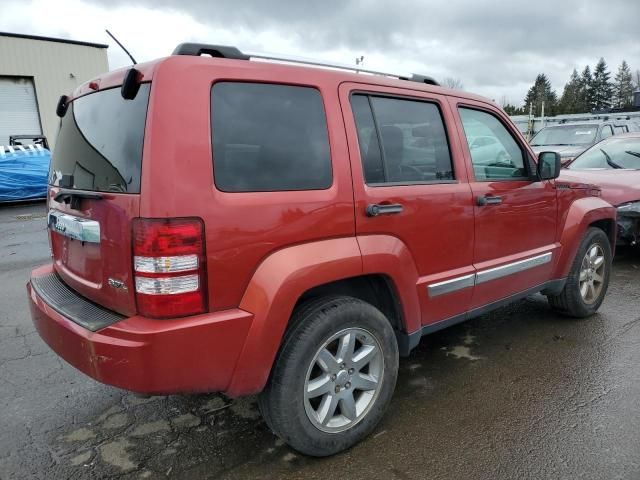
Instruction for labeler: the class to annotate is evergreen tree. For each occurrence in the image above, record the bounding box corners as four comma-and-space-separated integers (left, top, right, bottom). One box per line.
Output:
578, 65, 594, 112
503, 103, 525, 115
523, 74, 557, 116
591, 58, 613, 110
558, 69, 582, 114
612, 60, 634, 108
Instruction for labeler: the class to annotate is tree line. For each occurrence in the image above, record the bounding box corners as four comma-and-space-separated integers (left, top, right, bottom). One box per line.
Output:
503, 59, 639, 116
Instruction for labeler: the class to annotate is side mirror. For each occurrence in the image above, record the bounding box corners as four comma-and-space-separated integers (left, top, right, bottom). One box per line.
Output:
537, 151, 561, 180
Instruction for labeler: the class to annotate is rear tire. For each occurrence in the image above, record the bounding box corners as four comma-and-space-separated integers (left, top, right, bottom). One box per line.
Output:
259, 296, 399, 457
547, 227, 611, 317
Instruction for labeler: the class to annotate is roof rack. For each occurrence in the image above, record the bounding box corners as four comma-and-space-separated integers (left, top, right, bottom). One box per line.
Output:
172, 43, 440, 86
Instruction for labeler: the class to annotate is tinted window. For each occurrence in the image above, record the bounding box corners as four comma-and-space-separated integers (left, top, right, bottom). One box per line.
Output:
351, 95, 384, 183
601, 125, 614, 139
459, 108, 527, 180
50, 84, 150, 193
351, 94, 454, 184
212, 83, 331, 192
530, 125, 597, 146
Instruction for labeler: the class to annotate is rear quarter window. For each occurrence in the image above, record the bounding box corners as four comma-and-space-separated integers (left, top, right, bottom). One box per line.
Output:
211, 82, 332, 192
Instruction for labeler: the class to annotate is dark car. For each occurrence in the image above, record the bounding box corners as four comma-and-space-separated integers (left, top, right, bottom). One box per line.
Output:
561, 132, 640, 246
530, 121, 628, 165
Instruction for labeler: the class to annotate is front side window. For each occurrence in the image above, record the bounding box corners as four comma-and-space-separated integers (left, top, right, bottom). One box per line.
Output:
211, 82, 331, 192
615, 126, 627, 134
351, 94, 454, 184
459, 107, 527, 180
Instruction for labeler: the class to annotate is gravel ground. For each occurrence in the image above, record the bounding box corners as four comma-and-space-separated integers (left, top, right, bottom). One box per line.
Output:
1, 202, 639, 480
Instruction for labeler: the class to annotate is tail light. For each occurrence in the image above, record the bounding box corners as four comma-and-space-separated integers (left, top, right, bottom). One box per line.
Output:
132, 218, 207, 318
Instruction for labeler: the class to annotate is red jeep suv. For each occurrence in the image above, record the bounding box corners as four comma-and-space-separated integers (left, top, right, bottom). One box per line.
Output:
28, 44, 616, 456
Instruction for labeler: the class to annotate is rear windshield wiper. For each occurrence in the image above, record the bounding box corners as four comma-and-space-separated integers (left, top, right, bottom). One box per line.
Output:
53, 189, 103, 209
600, 148, 623, 169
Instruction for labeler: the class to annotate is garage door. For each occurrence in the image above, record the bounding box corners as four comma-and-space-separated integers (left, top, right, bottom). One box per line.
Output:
0, 76, 42, 146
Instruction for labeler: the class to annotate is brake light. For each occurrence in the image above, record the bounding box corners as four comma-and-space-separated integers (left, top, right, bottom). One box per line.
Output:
132, 218, 207, 318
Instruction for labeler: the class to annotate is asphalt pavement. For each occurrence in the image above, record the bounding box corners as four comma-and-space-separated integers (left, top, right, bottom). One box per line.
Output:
1, 202, 639, 480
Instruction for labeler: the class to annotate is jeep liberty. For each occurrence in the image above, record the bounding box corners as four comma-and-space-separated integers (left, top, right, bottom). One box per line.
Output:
28, 44, 616, 456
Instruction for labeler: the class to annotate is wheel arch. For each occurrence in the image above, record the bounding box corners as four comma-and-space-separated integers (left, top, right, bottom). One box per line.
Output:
553, 197, 616, 279
226, 235, 420, 397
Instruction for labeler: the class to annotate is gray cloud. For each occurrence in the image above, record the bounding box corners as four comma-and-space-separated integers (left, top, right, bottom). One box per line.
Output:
95, 0, 639, 102
15, 0, 640, 104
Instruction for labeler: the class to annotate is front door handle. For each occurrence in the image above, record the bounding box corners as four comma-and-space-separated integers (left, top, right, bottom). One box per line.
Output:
477, 195, 503, 206
366, 203, 404, 217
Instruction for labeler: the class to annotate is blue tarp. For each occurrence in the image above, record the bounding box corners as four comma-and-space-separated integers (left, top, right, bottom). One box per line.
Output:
0, 146, 50, 202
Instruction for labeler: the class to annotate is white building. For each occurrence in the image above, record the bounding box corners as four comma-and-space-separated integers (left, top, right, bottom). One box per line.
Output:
0, 32, 109, 149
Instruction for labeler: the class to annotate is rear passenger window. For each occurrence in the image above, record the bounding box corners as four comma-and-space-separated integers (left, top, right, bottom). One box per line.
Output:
351, 94, 454, 184
212, 82, 331, 192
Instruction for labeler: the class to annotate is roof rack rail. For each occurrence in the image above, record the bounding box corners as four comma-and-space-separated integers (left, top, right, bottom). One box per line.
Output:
173, 43, 249, 60
171, 43, 439, 86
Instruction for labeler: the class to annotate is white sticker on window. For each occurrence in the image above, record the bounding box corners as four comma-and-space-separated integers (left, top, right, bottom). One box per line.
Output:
575, 131, 593, 135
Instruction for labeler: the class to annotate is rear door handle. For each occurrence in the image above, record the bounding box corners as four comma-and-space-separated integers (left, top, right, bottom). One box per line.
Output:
477, 195, 502, 206
366, 203, 404, 217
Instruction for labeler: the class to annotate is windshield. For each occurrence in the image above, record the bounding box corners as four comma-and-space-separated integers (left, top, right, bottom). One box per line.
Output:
530, 125, 597, 146
568, 137, 640, 170
49, 84, 150, 193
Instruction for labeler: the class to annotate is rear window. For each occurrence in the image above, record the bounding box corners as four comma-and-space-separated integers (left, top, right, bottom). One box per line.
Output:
50, 84, 150, 193
211, 82, 332, 192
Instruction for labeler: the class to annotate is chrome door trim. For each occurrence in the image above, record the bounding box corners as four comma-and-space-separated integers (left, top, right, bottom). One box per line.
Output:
475, 252, 552, 285
427, 274, 475, 297
47, 210, 100, 243
426, 252, 553, 297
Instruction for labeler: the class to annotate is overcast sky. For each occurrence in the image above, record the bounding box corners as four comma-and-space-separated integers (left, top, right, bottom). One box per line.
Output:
2, 0, 639, 105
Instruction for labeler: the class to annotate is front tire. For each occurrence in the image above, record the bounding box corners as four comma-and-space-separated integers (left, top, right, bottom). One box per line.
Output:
547, 227, 612, 317
259, 296, 399, 456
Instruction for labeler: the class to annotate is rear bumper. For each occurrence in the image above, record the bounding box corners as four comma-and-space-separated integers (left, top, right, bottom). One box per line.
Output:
28, 264, 253, 394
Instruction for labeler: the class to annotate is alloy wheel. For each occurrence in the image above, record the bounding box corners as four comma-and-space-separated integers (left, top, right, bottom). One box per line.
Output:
579, 244, 606, 304
303, 327, 384, 433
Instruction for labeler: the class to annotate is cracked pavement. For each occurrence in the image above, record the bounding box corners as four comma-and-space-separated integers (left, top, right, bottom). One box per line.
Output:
1, 202, 639, 479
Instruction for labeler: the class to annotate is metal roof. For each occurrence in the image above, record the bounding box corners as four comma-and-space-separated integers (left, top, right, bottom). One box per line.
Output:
0, 31, 108, 49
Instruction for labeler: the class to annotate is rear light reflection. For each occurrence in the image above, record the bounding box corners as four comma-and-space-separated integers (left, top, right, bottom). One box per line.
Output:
135, 275, 199, 295
133, 254, 199, 273
132, 218, 207, 318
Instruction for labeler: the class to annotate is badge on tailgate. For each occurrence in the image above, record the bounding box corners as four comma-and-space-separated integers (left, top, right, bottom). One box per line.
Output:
47, 210, 100, 243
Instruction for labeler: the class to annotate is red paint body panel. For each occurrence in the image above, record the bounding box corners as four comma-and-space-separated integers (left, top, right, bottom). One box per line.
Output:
552, 196, 617, 278
29, 264, 252, 394
229, 237, 362, 396
48, 190, 140, 316
29, 53, 618, 398
140, 58, 355, 311
339, 83, 476, 327
559, 169, 640, 207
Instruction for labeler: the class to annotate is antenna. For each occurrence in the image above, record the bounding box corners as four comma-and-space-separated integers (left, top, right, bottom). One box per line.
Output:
105, 29, 137, 65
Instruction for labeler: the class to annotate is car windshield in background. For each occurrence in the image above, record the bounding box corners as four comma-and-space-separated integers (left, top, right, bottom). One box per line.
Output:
568, 137, 640, 170
530, 125, 597, 146
49, 84, 150, 193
